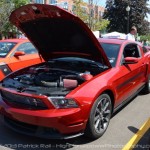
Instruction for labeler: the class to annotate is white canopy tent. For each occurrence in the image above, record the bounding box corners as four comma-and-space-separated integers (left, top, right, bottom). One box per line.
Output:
101, 31, 126, 39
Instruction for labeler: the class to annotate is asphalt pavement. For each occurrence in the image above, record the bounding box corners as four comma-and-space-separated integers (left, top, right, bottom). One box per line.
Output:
0, 93, 150, 150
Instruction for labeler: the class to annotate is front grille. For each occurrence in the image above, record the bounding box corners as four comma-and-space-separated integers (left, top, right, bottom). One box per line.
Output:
1, 90, 48, 110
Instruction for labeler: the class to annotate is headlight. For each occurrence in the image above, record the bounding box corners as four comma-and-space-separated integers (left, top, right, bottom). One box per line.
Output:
48, 97, 78, 108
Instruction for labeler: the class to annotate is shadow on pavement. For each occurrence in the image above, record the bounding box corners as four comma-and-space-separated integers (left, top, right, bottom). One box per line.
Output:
132, 129, 150, 150
128, 126, 139, 134
0, 122, 96, 150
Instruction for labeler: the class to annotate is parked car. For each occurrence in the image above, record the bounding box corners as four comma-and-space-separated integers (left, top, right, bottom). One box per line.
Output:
0, 4, 150, 140
0, 38, 44, 80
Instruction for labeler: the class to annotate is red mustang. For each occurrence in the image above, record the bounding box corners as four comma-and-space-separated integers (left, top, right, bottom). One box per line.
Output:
0, 38, 43, 80
0, 4, 150, 139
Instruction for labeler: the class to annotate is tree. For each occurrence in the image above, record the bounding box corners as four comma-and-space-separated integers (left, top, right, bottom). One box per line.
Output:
12, 0, 30, 9
0, 0, 13, 38
0, 0, 29, 39
88, 0, 110, 31
94, 19, 110, 31
103, 0, 150, 34
73, 0, 109, 31
72, 0, 89, 23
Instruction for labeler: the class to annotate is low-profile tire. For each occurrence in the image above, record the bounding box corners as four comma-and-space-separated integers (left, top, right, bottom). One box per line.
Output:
84, 93, 112, 139
142, 75, 150, 94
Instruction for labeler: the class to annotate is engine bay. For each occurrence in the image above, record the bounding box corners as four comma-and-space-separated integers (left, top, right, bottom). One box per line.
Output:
2, 58, 105, 96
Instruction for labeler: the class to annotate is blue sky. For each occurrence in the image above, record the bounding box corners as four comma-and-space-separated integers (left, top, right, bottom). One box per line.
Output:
84, 0, 106, 7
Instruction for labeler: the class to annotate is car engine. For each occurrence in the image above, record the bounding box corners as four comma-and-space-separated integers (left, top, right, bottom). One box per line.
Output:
2, 64, 94, 96
2, 58, 106, 97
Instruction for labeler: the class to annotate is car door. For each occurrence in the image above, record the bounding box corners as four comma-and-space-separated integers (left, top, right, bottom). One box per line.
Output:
114, 43, 147, 105
7, 42, 43, 71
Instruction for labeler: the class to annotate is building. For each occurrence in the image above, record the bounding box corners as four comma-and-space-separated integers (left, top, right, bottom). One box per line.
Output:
30, 0, 105, 21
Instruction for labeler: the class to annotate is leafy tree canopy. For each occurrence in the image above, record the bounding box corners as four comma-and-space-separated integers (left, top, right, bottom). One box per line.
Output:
73, 0, 89, 22
104, 0, 150, 35
73, 0, 110, 31
0, 0, 29, 38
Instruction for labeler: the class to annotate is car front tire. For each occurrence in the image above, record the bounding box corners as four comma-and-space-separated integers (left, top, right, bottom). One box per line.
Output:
85, 93, 112, 139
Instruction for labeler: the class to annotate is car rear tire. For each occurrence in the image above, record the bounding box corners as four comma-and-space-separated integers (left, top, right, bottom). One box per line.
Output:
142, 75, 150, 94
84, 93, 112, 139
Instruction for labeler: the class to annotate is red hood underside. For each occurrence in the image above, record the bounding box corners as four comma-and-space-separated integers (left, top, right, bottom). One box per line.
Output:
9, 4, 111, 68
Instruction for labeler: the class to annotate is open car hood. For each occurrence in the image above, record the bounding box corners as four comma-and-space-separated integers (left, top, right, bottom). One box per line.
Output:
10, 4, 111, 68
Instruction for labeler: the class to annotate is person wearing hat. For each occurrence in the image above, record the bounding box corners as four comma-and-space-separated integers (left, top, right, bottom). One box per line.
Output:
126, 26, 137, 41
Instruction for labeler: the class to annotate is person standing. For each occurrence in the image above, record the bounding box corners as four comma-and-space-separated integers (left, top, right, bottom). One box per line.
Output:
126, 26, 137, 41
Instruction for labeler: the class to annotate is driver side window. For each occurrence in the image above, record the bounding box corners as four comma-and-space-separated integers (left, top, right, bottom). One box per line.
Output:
121, 44, 141, 65
123, 44, 140, 58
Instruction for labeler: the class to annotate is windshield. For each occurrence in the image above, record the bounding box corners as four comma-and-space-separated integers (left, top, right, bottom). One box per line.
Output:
101, 43, 120, 67
0, 42, 16, 58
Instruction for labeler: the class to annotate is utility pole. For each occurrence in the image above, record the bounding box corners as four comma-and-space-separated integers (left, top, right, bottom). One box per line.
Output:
126, 5, 130, 34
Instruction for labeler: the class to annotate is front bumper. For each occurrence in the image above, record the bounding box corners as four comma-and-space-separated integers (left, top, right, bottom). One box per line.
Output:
0, 115, 84, 139
0, 99, 87, 139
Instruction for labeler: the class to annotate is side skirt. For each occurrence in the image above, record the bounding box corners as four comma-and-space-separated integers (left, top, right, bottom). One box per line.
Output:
113, 85, 145, 114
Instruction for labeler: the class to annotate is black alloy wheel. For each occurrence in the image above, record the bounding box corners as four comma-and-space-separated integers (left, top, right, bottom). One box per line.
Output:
85, 93, 112, 139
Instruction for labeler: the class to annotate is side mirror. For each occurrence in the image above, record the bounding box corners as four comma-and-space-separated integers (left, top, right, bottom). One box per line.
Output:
14, 51, 25, 57
124, 57, 139, 64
